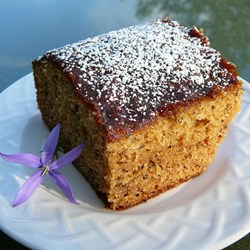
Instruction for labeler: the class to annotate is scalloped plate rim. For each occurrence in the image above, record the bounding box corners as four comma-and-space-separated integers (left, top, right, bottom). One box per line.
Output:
0, 74, 249, 250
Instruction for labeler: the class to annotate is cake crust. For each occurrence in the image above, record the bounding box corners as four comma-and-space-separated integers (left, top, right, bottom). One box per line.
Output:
34, 18, 240, 142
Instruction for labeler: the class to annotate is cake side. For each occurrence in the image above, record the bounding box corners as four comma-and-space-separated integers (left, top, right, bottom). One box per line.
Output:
104, 83, 242, 209
34, 18, 239, 142
33, 61, 111, 196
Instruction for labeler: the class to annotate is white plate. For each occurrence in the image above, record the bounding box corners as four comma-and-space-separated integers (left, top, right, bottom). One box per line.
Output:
0, 74, 249, 250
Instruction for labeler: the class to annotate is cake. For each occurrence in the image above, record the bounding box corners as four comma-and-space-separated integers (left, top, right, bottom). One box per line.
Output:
32, 18, 242, 210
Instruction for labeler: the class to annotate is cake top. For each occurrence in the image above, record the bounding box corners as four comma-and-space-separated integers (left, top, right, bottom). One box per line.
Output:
38, 18, 239, 141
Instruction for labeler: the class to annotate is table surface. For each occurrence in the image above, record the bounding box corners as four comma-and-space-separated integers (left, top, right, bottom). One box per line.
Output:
0, 0, 249, 249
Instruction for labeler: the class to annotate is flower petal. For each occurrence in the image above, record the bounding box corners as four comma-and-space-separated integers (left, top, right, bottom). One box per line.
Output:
49, 170, 79, 204
50, 144, 84, 170
41, 124, 60, 165
0, 152, 41, 168
12, 170, 45, 207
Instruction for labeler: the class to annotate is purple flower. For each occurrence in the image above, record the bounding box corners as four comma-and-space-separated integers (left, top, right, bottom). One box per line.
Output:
0, 124, 84, 207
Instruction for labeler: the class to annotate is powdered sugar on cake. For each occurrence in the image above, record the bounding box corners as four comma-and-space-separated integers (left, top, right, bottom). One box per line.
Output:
40, 18, 236, 137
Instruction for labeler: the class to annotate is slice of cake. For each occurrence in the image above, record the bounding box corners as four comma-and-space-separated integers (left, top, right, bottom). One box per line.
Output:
33, 18, 242, 210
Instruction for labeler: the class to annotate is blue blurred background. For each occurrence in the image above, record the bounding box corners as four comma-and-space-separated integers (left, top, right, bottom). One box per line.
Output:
0, 0, 249, 93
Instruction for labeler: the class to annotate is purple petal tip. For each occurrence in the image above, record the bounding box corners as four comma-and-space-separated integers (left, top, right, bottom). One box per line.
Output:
41, 123, 61, 165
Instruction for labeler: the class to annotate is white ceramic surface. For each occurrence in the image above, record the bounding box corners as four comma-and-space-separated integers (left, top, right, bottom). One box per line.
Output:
0, 74, 249, 250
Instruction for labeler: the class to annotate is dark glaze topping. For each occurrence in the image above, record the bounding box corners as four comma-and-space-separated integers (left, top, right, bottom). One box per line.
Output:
38, 18, 239, 141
